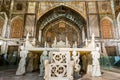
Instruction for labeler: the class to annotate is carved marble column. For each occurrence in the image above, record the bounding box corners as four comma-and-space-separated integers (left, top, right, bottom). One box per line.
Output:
0, 12, 8, 37
117, 13, 120, 38
5, 0, 14, 38
39, 30, 42, 42
1, 41, 8, 54
118, 43, 120, 55
82, 27, 85, 42
110, 0, 119, 38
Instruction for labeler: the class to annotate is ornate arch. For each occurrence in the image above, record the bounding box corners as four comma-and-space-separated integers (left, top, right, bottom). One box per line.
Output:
37, 5, 86, 46
10, 16, 23, 38
101, 16, 114, 39
0, 16, 4, 36
38, 4, 86, 20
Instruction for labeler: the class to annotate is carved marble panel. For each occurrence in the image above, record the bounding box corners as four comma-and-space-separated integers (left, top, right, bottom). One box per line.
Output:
13, 2, 26, 12
24, 15, 35, 36
0, 16, 4, 36
66, 2, 86, 15
38, 2, 58, 18
89, 15, 100, 37
10, 17, 23, 38
88, 2, 97, 13
101, 18, 113, 39
28, 2, 36, 13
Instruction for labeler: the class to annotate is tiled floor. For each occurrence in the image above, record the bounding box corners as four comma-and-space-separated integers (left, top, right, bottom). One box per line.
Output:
0, 69, 120, 80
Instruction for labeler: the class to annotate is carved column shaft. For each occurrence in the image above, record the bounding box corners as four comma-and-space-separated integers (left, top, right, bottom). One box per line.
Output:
110, 0, 119, 38
5, 0, 14, 38
39, 30, 42, 42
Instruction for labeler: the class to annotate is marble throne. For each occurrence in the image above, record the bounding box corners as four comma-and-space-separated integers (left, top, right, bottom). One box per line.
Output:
44, 37, 74, 80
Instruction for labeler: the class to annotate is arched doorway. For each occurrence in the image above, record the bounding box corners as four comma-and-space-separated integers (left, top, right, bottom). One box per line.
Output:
36, 6, 86, 47
10, 16, 23, 38
101, 17, 113, 39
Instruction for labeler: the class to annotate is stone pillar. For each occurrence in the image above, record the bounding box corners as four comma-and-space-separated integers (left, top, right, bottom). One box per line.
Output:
5, 0, 14, 38
39, 30, 42, 42
1, 41, 8, 54
85, 2, 90, 39
110, 0, 119, 38
117, 13, 120, 38
118, 43, 120, 55
1, 12, 8, 37
1, 0, 14, 54
82, 27, 85, 42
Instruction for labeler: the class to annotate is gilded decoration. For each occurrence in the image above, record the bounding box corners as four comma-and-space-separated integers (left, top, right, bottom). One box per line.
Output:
0, 16, 4, 36
42, 19, 81, 47
10, 17, 23, 38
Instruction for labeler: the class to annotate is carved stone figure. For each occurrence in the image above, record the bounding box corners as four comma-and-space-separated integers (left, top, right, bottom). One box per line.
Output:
16, 45, 28, 75
39, 50, 49, 76
26, 52, 34, 72
86, 53, 92, 75
25, 32, 33, 49
44, 60, 49, 80
81, 54, 87, 73
66, 37, 70, 47
33, 54, 39, 71
73, 41, 77, 48
91, 47, 101, 77
31, 38, 36, 46
72, 50, 80, 72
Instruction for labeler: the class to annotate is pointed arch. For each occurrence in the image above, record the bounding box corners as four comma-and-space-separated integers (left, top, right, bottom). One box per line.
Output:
101, 16, 113, 39
37, 5, 86, 46
10, 16, 23, 38
0, 16, 4, 36
38, 4, 86, 20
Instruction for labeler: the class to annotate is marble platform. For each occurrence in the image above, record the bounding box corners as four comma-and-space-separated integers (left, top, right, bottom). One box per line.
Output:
0, 69, 120, 80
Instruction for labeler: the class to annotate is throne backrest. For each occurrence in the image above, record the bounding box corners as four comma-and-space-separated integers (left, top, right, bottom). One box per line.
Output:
46, 51, 72, 80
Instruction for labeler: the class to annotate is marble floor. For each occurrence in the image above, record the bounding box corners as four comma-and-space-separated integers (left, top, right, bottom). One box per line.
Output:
0, 69, 120, 80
